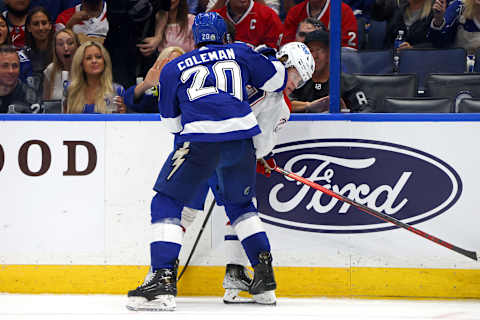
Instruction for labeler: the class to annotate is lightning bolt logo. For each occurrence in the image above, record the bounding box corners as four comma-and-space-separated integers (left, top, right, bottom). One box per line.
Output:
167, 142, 190, 180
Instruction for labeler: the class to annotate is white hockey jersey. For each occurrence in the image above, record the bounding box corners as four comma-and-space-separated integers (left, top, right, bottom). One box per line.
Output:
247, 86, 291, 158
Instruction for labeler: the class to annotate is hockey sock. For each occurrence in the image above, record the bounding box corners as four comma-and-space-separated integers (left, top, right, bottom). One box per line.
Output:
150, 193, 184, 270
224, 222, 249, 266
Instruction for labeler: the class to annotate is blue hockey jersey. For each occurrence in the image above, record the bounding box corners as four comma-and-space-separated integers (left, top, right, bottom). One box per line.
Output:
158, 42, 287, 142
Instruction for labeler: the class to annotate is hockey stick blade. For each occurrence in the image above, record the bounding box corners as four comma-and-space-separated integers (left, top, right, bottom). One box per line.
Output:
272, 166, 478, 262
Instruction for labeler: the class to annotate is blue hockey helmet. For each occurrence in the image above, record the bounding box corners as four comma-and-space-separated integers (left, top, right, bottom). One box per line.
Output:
192, 12, 227, 45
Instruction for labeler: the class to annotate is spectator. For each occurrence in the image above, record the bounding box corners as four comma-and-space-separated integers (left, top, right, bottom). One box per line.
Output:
344, 0, 375, 19
65, 41, 127, 113
55, 0, 108, 44
23, 6, 53, 94
157, 0, 195, 54
43, 29, 79, 100
289, 30, 372, 113
30, 0, 81, 23
0, 45, 39, 113
371, 0, 435, 49
295, 17, 324, 42
126, 46, 185, 113
0, 12, 11, 44
104, 0, 166, 88
211, 0, 284, 48
2, 0, 31, 48
429, 0, 480, 53
283, 0, 359, 49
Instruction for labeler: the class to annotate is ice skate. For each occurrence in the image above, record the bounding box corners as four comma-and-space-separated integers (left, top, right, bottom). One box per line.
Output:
126, 265, 178, 311
249, 251, 277, 305
222, 264, 254, 304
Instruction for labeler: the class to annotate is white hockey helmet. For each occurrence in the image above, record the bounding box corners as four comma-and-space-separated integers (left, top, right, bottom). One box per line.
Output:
277, 42, 315, 87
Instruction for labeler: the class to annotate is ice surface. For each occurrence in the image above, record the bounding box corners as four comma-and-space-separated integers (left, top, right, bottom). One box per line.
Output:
0, 294, 479, 320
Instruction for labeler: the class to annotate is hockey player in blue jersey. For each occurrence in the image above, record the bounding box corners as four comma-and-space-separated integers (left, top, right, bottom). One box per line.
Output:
126, 12, 287, 312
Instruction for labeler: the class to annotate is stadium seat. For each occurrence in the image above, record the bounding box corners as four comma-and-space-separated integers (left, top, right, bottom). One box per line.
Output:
425, 73, 480, 112
341, 49, 362, 74
353, 49, 394, 74
398, 48, 467, 92
458, 98, 480, 113
383, 97, 452, 113
364, 19, 387, 50
353, 74, 417, 112
41, 100, 62, 113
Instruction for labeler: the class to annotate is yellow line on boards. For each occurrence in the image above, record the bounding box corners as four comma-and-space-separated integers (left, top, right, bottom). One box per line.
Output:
1, 265, 479, 298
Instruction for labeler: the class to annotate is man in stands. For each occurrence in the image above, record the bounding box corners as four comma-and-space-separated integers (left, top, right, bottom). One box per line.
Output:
211, 0, 284, 48
0, 45, 38, 113
55, 0, 108, 43
290, 29, 372, 113
283, 0, 359, 50
2, 0, 30, 48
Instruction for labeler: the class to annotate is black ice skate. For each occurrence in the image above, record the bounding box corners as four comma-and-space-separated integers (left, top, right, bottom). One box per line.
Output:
222, 264, 253, 304
248, 251, 277, 305
126, 264, 178, 311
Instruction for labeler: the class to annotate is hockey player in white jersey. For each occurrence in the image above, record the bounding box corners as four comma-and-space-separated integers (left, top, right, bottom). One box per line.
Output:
220, 41, 314, 305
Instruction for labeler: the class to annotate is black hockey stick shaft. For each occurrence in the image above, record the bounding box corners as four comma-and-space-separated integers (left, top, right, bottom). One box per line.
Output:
273, 166, 478, 261
177, 198, 216, 281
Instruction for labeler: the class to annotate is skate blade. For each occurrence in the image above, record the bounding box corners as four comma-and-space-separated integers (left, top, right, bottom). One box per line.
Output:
253, 290, 276, 305
223, 289, 255, 304
126, 295, 176, 311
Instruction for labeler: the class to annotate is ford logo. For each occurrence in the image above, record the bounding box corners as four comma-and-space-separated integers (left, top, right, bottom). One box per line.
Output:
256, 139, 462, 233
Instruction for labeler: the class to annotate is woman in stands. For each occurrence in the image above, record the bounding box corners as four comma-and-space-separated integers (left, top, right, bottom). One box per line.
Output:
127, 46, 186, 113
429, 0, 480, 53
65, 41, 127, 113
0, 15, 11, 45
156, 0, 195, 54
371, 0, 436, 49
23, 7, 55, 95
43, 29, 80, 100
25, 7, 54, 76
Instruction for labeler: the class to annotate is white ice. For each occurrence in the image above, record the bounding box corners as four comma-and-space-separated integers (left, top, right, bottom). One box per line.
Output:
0, 294, 479, 320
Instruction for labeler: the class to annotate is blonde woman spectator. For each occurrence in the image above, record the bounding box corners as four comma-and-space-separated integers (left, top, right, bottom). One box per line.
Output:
43, 29, 79, 100
371, 0, 435, 49
156, 0, 195, 54
430, 0, 480, 53
65, 41, 127, 113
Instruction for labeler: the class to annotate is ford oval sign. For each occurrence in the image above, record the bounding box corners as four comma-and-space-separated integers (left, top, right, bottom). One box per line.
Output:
256, 139, 462, 233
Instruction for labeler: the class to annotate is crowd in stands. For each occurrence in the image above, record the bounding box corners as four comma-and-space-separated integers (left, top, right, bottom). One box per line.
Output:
0, 0, 479, 114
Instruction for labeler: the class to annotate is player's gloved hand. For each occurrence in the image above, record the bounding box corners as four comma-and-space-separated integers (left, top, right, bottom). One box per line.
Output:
256, 157, 276, 177
254, 44, 277, 57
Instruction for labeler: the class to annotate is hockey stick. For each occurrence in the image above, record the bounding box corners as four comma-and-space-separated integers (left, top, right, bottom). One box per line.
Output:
268, 163, 478, 261
177, 198, 216, 281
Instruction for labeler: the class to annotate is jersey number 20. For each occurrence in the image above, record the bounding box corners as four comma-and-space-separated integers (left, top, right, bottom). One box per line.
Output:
180, 61, 243, 101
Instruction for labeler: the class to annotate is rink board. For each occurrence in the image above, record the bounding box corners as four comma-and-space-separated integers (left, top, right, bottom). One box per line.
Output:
1, 114, 480, 298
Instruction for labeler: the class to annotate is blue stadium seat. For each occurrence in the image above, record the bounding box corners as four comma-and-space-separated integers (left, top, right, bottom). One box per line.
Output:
383, 97, 452, 113
398, 48, 467, 93
364, 20, 387, 50
425, 73, 480, 112
354, 74, 417, 112
457, 98, 480, 113
341, 49, 362, 74
358, 49, 393, 74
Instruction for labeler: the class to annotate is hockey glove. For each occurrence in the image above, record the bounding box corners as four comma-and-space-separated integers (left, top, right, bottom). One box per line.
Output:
256, 157, 277, 177
254, 44, 277, 57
